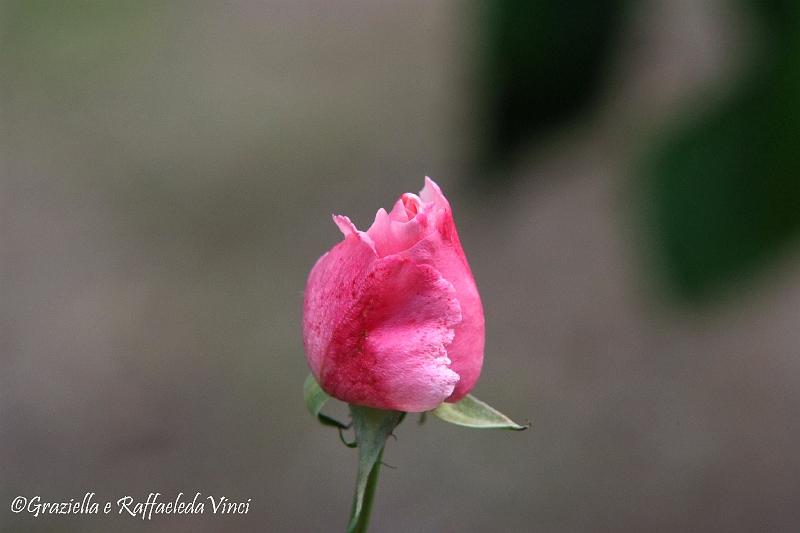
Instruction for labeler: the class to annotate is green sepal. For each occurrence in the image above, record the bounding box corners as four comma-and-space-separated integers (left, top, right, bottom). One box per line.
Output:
303, 374, 349, 429
432, 394, 529, 430
347, 405, 403, 533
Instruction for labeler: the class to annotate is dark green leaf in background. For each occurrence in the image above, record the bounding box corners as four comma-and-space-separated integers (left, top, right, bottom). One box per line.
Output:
640, 0, 800, 303
479, 0, 629, 173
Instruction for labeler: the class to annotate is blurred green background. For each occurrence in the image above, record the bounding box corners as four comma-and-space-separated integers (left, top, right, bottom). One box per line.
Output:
3, 1, 800, 531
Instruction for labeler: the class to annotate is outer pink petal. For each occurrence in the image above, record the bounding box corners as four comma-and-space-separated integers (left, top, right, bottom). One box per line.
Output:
397, 179, 484, 401
302, 219, 378, 382
317, 256, 462, 412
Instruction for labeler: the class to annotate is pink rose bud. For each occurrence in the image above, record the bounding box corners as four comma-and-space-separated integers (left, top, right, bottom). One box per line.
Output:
303, 177, 484, 412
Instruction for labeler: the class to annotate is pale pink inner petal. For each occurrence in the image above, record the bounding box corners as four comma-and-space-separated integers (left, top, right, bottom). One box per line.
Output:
333, 214, 377, 253
333, 214, 358, 236
398, 193, 422, 219
419, 176, 449, 210
363, 180, 456, 258
367, 203, 426, 258
388, 198, 409, 222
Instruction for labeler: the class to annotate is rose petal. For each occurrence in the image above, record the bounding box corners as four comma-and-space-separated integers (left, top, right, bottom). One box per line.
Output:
303, 227, 379, 380
318, 256, 462, 412
366, 205, 425, 258
395, 181, 485, 402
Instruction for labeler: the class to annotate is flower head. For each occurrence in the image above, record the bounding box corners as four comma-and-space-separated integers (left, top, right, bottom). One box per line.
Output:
303, 178, 484, 412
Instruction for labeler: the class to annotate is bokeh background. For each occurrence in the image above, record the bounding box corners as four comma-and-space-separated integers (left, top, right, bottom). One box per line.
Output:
3, 1, 800, 531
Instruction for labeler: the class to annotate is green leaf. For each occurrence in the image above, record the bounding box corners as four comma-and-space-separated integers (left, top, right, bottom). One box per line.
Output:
432, 394, 529, 430
638, 2, 800, 304
479, 0, 628, 171
347, 405, 403, 533
303, 374, 349, 429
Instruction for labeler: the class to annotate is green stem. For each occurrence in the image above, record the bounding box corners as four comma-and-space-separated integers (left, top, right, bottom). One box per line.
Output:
349, 446, 384, 533
346, 406, 401, 533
